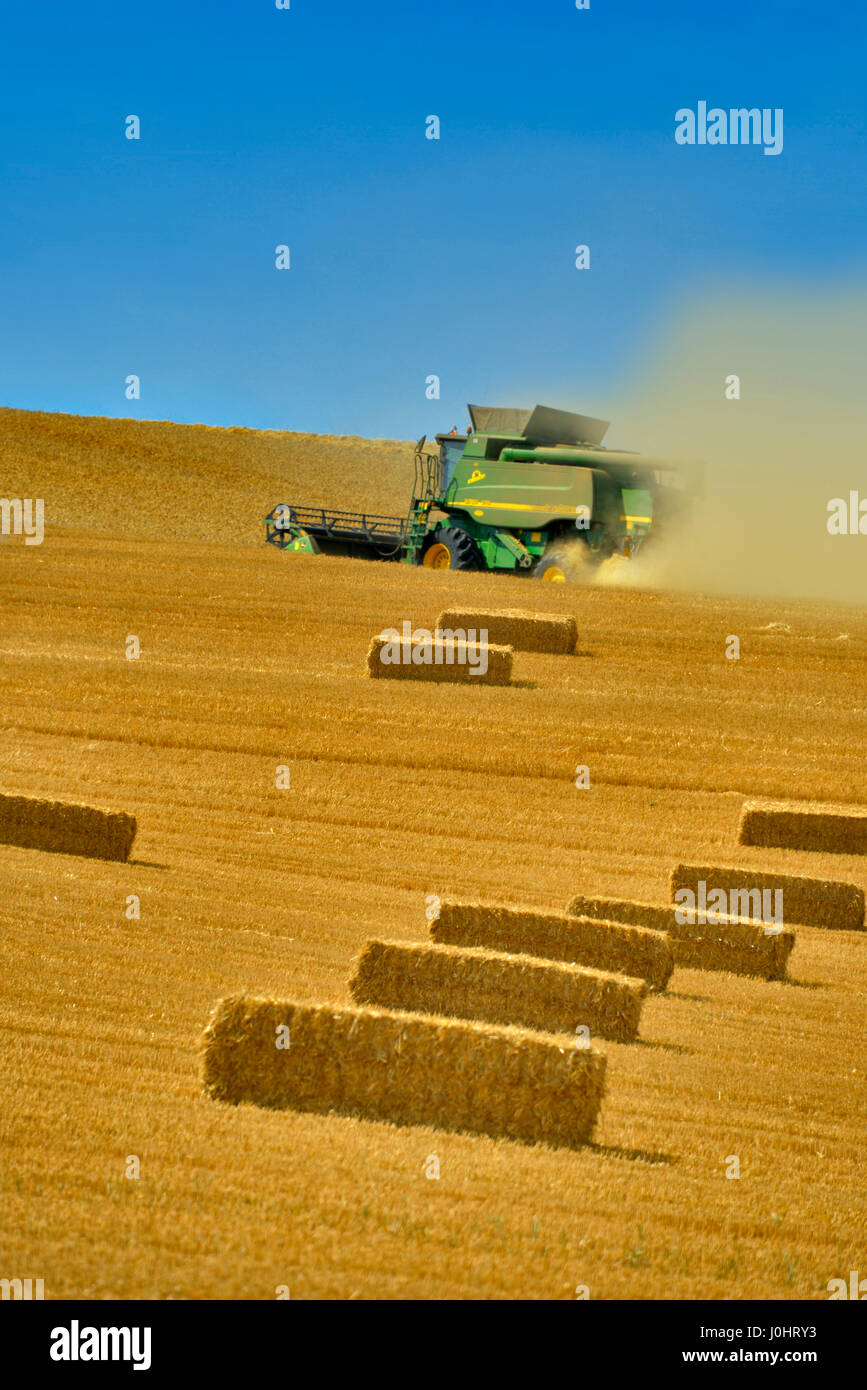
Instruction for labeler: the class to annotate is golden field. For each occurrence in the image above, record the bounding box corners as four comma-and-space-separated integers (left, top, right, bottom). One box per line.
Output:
1, 408, 865, 1300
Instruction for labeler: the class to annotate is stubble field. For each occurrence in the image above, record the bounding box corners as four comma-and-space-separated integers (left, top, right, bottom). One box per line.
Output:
1, 409, 865, 1300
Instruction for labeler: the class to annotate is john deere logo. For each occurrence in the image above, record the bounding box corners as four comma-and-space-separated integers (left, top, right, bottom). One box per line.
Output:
466, 469, 486, 483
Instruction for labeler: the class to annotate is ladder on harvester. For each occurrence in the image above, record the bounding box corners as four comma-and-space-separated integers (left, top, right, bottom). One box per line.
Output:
402, 439, 442, 565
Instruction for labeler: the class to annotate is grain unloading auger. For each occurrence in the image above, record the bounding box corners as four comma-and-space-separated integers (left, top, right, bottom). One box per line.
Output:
264, 404, 704, 580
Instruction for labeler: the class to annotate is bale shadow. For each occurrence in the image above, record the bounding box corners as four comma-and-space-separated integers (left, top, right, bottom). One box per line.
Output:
587, 1140, 677, 1167
129, 859, 170, 870
665, 990, 711, 1003
634, 1037, 695, 1055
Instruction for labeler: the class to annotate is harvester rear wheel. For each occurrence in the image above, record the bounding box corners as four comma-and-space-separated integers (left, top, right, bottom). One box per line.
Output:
420, 527, 484, 571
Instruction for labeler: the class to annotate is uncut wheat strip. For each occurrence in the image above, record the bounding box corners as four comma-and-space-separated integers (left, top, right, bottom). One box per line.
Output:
365, 633, 513, 684
350, 939, 646, 1044
670, 863, 865, 931
0, 791, 136, 862
436, 607, 578, 654
567, 894, 795, 981
739, 800, 867, 856
202, 996, 607, 1150
431, 898, 673, 992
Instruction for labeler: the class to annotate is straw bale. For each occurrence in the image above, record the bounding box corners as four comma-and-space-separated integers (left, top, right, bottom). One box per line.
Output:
431, 898, 673, 991
436, 608, 578, 654
739, 800, 867, 856
202, 995, 606, 1150
567, 893, 795, 980
670, 863, 864, 931
569, 889, 669, 934
365, 632, 513, 684
349, 938, 646, 1043
666, 915, 794, 978
0, 791, 136, 862
568, 893, 674, 933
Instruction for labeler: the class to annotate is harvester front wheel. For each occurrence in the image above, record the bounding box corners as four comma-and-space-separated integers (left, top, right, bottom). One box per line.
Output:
420, 527, 483, 571
534, 553, 569, 582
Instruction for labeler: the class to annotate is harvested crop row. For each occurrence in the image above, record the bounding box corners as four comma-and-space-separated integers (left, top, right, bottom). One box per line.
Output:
430, 898, 673, 991
567, 894, 795, 980
349, 938, 646, 1043
435, 607, 578, 654
365, 632, 513, 684
739, 799, 867, 856
202, 995, 607, 1150
670, 863, 865, 931
0, 791, 136, 862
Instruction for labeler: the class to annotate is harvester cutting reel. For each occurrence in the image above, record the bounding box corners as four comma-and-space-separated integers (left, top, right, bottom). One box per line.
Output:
265, 505, 320, 554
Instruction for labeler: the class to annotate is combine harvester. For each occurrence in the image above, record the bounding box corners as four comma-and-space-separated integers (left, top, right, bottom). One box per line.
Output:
265, 404, 702, 581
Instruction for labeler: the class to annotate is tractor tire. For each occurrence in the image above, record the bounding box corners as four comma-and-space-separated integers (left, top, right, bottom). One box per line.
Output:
533, 552, 571, 582
535, 536, 606, 582
420, 527, 484, 571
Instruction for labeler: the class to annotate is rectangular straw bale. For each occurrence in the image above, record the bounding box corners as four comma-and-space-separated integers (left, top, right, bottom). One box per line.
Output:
431, 898, 673, 991
202, 995, 607, 1150
739, 800, 867, 856
567, 893, 795, 980
568, 893, 675, 934
437, 607, 578, 654
664, 915, 795, 979
670, 863, 865, 931
0, 791, 136, 862
350, 938, 646, 1043
365, 632, 513, 684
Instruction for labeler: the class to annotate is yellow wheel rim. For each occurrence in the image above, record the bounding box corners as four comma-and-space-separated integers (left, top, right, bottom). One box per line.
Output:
541, 564, 566, 582
423, 542, 451, 569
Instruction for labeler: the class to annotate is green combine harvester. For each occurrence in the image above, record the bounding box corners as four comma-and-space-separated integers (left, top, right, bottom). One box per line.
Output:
264, 403, 702, 580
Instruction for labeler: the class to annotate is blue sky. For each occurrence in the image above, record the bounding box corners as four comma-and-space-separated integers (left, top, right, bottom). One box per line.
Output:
1, 0, 864, 439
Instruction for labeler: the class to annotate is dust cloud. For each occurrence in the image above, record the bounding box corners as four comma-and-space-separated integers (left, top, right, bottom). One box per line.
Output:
573, 285, 867, 603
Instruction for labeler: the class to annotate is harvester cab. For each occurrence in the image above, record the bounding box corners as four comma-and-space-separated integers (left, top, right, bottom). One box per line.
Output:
437, 434, 469, 494
264, 402, 703, 580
